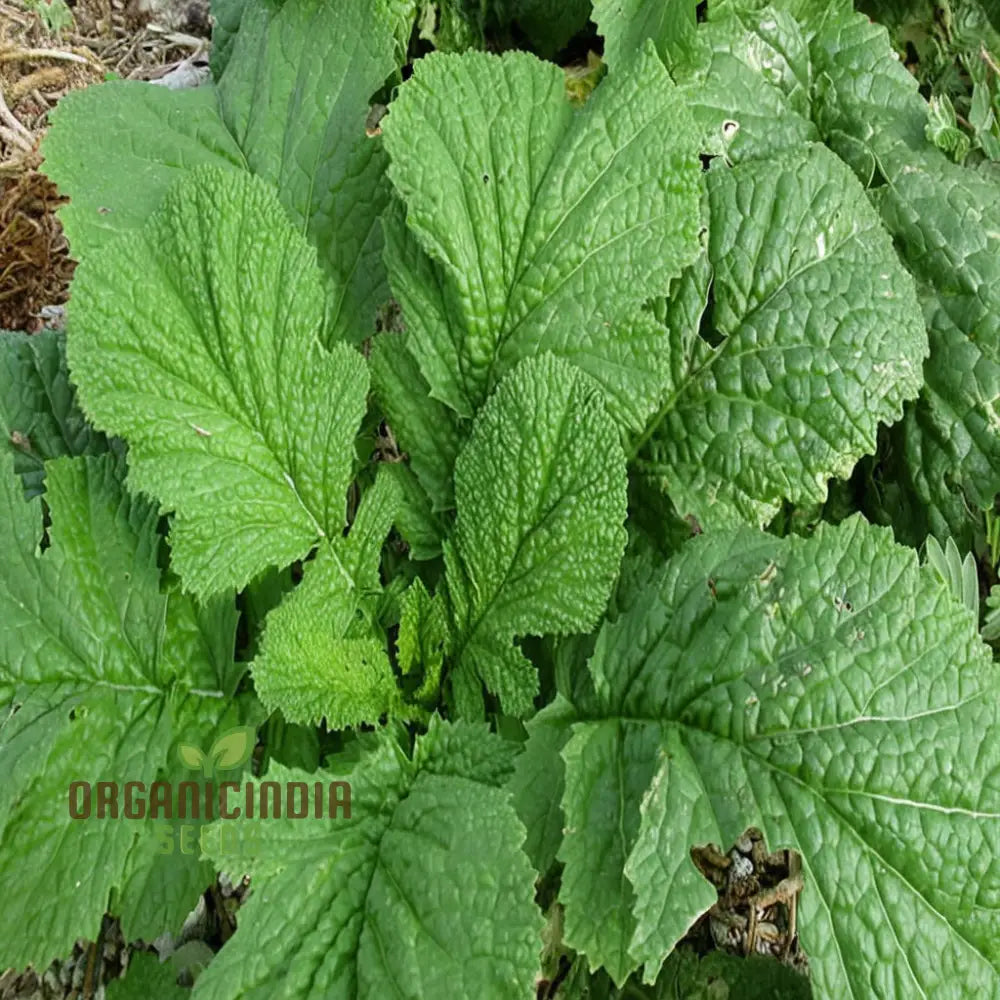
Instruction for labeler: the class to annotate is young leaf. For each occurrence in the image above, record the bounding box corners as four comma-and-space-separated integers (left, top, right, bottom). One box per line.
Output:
638, 144, 927, 527
250, 545, 404, 730
0, 452, 243, 969
546, 516, 1000, 993
445, 354, 628, 716
397, 576, 449, 702
194, 721, 543, 999
251, 468, 407, 729
381, 43, 701, 431
67, 167, 369, 597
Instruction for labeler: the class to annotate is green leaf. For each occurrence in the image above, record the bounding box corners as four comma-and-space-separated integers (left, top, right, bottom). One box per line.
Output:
926, 94, 971, 162
875, 154, 1000, 527
209, 0, 249, 77
371, 227, 463, 512
251, 465, 408, 728
924, 536, 981, 616
0, 329, 108, 499
671, 5, 818, 163
382, 44, 702, 432
41, 83, 247, 257
217, 0, 402, 340
107, 952, 186, 1000
0, 452, 242, 969
67, 168, 369, 597
194, 720, 543, 999
593, 0, 698, 73
638, 144, 927, 528
44, 0, 406, 340
445, 355, 628, 716
547, 516, 1000, 993
397, 576, 448, 702
507, 694, 574, 875
250, 544, 403, 729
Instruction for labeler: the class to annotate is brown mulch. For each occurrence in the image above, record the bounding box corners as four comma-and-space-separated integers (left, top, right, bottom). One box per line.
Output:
0, 0, 210, 331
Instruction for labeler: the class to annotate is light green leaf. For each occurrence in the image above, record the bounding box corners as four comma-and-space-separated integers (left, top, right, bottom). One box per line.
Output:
445, 355, 628, 716
44, 0, 405, 341
250, 467, 407, 729
194, 720, 542, 999
0, 452, 241, 970
250, 544, 403, 730
593, 0, 698, 73
0, 329, 108, 499
549, 516, 1000, 993
638, 144, 927, 528
67, 168, 369, 597
382, 44, 701, 432
41, 82, 247, 256
397, 577, 448, 703
924, 536, 981, 616
671, 5, 818, 163
339, 465, 402, 597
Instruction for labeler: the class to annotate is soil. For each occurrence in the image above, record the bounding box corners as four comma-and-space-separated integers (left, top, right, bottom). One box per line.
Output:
0, 0, 209, 331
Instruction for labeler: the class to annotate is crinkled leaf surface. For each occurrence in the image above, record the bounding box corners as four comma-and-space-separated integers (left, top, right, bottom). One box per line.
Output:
638, 144, 926, 527
41, 82, 247, 256
547, 516, 1000, 994
44, 0, 405, 341
382, 44, 701, 431
673, 5, 818, 162
371, 215, 463, 513
0, 330, 108, 499
0, 452, 242, 969
251, 471, 407, 729
67, 168, 368, 598
593, 0, 698, 72
445, 355, 628, 716
808, 11, 1000, 537
193, 720, 542, 999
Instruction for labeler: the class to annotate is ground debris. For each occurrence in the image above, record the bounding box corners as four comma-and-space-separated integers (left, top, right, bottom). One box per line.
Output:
688, 827, 809, 975
0, 167, 74, 330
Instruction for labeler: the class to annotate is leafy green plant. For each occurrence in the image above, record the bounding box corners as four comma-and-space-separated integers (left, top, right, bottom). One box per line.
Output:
4, 0, 1000, 996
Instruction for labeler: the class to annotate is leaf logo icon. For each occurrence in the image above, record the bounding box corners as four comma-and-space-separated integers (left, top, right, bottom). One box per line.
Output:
177, 726, 256, 777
